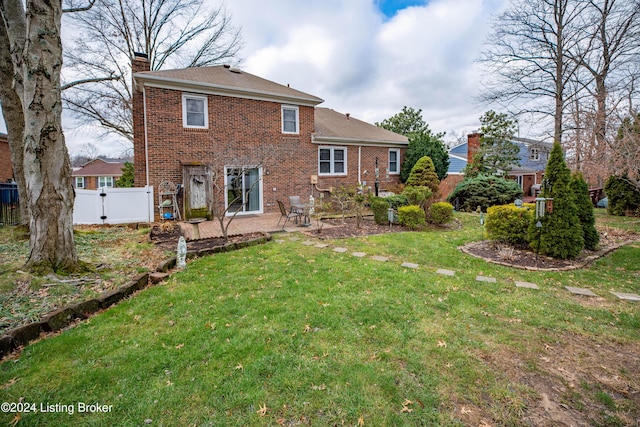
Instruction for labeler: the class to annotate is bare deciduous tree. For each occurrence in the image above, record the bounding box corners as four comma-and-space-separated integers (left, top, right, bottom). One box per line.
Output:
478, 0, 589, 144
0, 0, 82, 273
62, 0, 243, 144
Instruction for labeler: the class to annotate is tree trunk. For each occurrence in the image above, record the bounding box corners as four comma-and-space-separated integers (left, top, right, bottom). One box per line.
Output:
1, 0, 80, 273
22, 0, 78, 272
0, 3, 29, 225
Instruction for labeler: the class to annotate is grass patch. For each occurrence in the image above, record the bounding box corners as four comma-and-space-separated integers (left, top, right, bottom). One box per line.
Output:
0, 213, 639, 425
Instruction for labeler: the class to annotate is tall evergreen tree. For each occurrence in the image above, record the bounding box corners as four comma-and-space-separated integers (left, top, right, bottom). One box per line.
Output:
376, 106, 449, 181
465, 110, 520, 178
529, 142, 584, 259
570, 171, 599, 250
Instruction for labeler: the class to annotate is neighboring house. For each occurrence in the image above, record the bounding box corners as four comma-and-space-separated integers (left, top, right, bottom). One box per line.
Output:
71, 159, 125, 190
0, 133, 13, 183
131, 53, 408, 220
439, 132, 552, 201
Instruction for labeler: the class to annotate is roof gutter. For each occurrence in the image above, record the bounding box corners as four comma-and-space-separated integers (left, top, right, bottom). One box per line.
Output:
135, 73, 324, 107
312, 134, 408, 147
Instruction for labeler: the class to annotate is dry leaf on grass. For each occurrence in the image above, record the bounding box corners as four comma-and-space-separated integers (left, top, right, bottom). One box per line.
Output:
256, 403, 268, 416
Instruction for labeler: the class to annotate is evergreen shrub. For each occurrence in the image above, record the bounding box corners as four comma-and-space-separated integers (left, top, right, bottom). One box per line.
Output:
369, 196, 390, 225
429, 202, 454, 225
447, 175, 523, 212
485, 204, 532, 244
398, 205, 426, 229
604, 175, 640, 217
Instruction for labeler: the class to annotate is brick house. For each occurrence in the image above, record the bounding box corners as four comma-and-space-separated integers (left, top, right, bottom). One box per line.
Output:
439, 132, 552, 201
0, 133, 13, 183
71, 159, 125, 190
131, 54, 408, 220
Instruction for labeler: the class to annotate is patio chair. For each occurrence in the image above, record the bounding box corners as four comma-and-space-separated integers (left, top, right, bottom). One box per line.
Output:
277, 200, 301, 229
288, 195, 304, 214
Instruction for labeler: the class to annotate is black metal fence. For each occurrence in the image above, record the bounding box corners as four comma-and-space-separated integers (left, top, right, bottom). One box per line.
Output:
0, 182, 20, 226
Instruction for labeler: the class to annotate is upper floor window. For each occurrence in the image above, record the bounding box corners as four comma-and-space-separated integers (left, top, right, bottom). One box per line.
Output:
530, 147, 540, 161
98, 176, 114, 188
75, 177, 85, 189
389, 149, 400, 174
282, 105, 299, 134
319, 147, 346, 175
183, 94, 208, 128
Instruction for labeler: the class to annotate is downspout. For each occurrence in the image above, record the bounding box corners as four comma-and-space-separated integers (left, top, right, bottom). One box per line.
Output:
358, 146, 362, 185
143, 86, 150, 187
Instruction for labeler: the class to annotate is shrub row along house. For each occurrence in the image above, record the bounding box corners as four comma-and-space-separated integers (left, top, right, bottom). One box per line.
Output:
131, 54, 408, 220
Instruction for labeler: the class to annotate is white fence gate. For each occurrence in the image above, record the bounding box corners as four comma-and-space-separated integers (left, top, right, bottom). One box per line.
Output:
73, 186, 154, 225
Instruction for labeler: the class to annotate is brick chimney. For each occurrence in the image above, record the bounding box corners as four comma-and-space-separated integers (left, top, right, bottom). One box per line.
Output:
132, 52, 150, 187
132, 52, 150, 73
467, 132, 482, 163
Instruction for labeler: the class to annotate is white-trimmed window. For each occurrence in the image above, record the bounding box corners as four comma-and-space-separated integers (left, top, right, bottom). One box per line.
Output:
75, 177, 85, 189
389, 149, 400, 174
530, 147, 540, 161
319, 147, 346, 175
281, 105, 299, 134
98, 176, 114, 188
182, 94, 208, 128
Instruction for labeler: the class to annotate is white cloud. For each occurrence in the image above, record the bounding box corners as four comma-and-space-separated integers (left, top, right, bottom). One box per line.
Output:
228, 0, 506, 141
1, 0, 510, 154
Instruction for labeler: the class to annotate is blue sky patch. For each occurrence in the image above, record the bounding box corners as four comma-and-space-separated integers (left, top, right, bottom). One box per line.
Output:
376, 0, 426, 18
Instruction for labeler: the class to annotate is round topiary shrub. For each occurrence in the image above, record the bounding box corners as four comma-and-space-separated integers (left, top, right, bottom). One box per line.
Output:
369, 196, 390, 225
398, 205, 426, 229
429, 202, 454, 225
485, 204, 532, 245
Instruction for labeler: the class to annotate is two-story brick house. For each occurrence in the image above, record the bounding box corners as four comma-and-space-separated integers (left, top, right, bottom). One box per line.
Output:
71, 158, 126, 190
132, 54, 408, 220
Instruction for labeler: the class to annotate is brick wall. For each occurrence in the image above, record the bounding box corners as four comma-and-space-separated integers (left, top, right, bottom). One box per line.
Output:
467, 132, 481, 163
133, 68, 404, 218
0, 138, 13, 182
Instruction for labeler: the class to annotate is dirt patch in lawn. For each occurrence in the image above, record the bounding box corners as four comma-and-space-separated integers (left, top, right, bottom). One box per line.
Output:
456, 332, 640, 426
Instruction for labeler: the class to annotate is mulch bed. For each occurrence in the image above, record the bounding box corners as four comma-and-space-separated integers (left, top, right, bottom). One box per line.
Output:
149, 224, 265, 252
461, 227, 640, 270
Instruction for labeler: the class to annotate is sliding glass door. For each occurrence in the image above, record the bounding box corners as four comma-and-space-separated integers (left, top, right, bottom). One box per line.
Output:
225, 166, 262, 215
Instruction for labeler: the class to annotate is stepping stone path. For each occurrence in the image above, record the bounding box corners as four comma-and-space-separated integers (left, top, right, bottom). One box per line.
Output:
401, 262, 419, 269
284, 236, 636, 303
436, 269, 455, 277
610, 292, 640, 301
515, 281, 540, 290
565, 286, 598, 297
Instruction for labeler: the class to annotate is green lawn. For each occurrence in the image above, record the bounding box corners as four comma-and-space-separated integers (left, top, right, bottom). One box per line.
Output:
1, 213, 638, 426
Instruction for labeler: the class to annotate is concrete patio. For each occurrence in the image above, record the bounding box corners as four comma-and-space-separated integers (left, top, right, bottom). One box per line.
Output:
178, 212, 332, 239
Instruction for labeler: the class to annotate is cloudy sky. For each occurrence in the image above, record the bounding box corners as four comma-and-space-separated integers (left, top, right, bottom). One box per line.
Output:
227, 0, 508, 145
1, 0, 510, 156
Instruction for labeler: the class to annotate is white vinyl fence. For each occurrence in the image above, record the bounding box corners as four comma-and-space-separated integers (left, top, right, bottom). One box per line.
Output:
73, 186, 154, 225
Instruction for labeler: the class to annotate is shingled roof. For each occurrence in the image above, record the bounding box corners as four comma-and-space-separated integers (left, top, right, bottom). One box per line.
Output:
72, 159, 125, 177
134, 65, 324, 107
313, 108, 408, 146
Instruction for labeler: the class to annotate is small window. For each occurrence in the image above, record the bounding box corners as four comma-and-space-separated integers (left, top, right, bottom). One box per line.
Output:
98, 176, 114, 188
318, 147, 346, 175
282, 105, 299, 134
182, 94, 208, 128
75, 177, 85, 189
389, 149, 400, 174
530, 147, 540, 161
